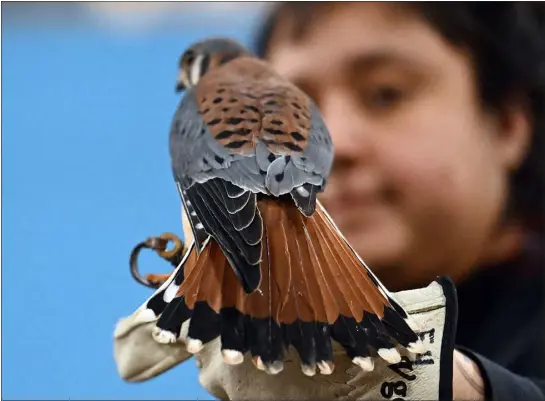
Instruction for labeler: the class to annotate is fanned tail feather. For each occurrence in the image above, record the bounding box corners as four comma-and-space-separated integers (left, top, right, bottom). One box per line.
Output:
151, 199, 425, 374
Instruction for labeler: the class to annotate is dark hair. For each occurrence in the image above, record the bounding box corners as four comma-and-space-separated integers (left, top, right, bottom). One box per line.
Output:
254, 2, 545, 228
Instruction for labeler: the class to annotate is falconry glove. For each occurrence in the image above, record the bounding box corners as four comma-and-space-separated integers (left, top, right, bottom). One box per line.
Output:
114, 275, 458, 400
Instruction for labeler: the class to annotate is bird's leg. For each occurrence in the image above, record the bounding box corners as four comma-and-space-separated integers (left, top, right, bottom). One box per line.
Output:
129, 232, 187, 289
145, 273, 172, 286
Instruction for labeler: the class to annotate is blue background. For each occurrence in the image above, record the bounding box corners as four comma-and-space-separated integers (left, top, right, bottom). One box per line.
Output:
2, 4, 264, 399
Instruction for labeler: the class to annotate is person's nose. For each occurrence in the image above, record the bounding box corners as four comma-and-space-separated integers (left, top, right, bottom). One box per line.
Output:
320, 89, 369, 172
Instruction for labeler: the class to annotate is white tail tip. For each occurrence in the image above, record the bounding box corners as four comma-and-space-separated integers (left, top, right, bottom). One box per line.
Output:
377, 348, 402, 364
265, 360, 284, 375
222, 349, 244, 365
301, 364, 316, 377
407, 339, 427, 354
152, 327, 177, 344
187, 338, 203, 354
135, 308, 157, 324
317, 360, 335, 375
252, 356, 266, 371
352, 356, 375, 372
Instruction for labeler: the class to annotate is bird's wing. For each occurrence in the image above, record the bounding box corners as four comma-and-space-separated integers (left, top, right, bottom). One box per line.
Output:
169, 87, 266, 293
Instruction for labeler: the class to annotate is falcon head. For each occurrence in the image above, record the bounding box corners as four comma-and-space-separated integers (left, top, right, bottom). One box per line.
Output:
176, 37, 250, 92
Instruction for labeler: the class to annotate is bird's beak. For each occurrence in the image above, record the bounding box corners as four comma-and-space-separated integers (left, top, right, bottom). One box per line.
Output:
175, 70, 186, 93
175, 81, 185, 93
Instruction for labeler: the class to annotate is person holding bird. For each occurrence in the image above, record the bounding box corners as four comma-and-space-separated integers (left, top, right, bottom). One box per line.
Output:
114, 3, 545, 401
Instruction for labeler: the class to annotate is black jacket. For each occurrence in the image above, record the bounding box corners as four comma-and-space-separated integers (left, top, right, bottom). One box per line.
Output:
455, 233, 545, 400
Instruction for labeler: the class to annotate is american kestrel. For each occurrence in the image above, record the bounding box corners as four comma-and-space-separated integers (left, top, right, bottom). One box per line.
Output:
138, 37, 424, 376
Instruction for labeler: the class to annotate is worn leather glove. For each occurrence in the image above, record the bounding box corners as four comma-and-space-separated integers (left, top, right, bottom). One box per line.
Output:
114, 275, 457, 400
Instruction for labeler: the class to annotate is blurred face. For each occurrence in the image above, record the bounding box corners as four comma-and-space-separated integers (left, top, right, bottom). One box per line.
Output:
267, 3, 527, 290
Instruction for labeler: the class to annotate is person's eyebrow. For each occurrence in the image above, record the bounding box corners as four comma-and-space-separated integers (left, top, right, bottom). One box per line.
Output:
347, 50, 433, 74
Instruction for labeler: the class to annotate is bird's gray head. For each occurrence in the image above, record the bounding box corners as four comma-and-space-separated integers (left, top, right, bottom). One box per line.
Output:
175, 38, 251, 92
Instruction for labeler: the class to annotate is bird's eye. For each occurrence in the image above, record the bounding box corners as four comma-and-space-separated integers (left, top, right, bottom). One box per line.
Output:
185, 51, 195, 66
